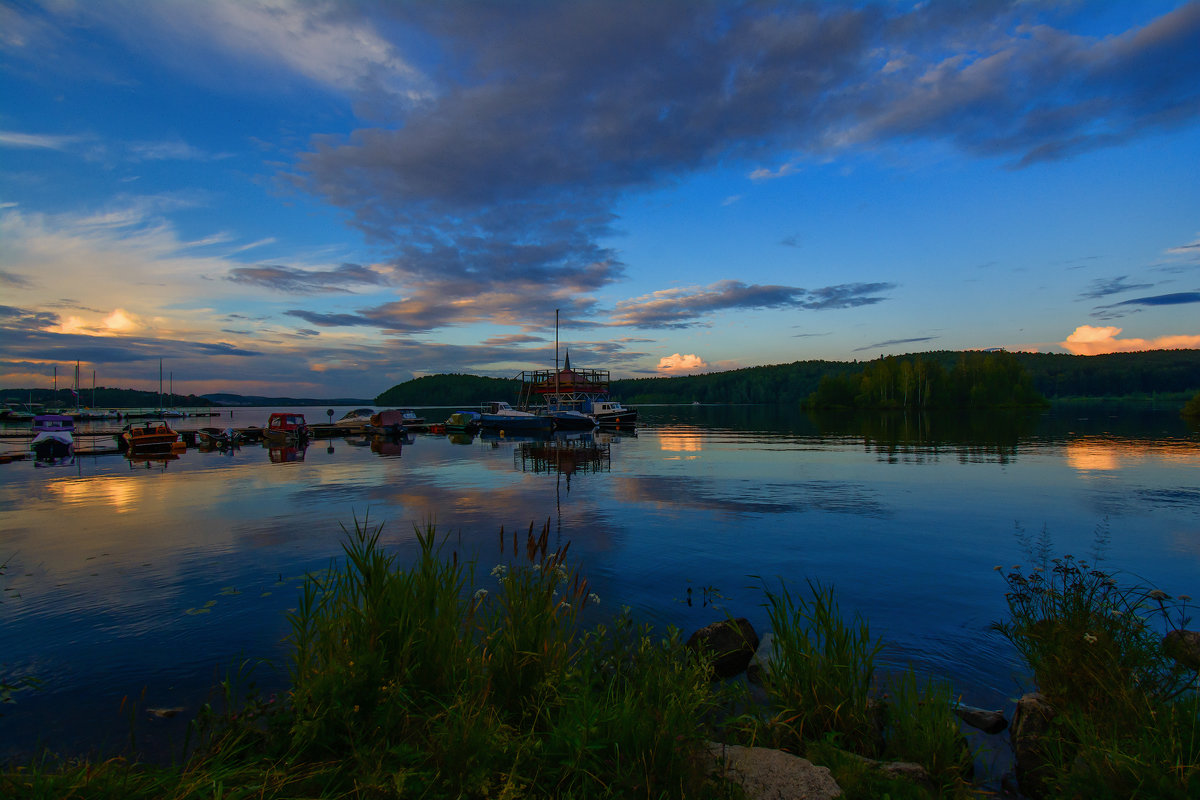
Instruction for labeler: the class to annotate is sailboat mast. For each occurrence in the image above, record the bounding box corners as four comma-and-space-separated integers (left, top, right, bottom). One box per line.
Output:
74, 361, 80, 411
554, 309, 560, 408
159, 358, 163, 415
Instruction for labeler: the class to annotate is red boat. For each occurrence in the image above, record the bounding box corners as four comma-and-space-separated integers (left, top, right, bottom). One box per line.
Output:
263, 412, 310, 444
120, 421, 184, 451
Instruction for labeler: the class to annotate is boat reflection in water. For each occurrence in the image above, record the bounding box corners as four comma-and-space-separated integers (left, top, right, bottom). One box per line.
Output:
515, 431, 616, 487
126, 451, 179, 469
268, 444, 307, 463
370, 430, 413, 456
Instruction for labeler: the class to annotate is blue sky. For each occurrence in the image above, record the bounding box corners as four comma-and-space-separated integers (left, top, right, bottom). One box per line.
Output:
2, 0, 1198, 399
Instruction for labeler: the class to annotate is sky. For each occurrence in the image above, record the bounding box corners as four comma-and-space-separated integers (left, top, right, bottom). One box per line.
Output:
2, 0, 1199, 400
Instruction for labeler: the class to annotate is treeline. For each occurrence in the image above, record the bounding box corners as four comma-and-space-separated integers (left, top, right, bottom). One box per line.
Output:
1, 387, 218, 409
805, 351, 1047, 409
375, 373, 521, 406
369, 349, 1200, 408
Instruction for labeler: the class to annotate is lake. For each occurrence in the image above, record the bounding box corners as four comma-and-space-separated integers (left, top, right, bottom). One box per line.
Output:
1, 402, 1198, 764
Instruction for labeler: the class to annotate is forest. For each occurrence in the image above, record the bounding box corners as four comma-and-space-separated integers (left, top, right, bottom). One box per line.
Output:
372, 348, 1200, 407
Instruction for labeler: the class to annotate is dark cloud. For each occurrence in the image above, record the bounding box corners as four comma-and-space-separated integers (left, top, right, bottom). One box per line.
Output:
613, 280, 896, 328
226, 263, 387, 294
483, 334, 546, 346
853, 336, 939, 353
1078, 275, 1155, 300
1099, 291, 1200, 309
0, 270, 32, 288
286, 1, 1199, 333
0, 305, 59, 328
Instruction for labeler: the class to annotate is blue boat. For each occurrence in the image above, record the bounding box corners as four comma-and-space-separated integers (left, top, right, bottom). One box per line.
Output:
479, 401, 554, 432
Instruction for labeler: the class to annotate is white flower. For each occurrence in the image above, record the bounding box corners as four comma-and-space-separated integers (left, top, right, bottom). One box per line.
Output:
474, 588, 488, 600
490, 564, 508, 578
588, 593, 601, 605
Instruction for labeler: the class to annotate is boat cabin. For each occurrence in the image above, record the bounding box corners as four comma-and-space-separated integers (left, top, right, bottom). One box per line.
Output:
32, 414, 75, 433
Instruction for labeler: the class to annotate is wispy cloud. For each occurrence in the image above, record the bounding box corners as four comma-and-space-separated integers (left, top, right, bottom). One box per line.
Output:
1078, 275, 1154, 300
227, 263, 388, 294
613, 281, 895, 328
0, 130, 85, 150
853, 336, 938, 353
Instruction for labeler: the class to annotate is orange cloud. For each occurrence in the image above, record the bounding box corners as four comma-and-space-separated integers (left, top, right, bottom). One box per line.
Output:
1061, 325, 1200, 355
657, 353, 708, 373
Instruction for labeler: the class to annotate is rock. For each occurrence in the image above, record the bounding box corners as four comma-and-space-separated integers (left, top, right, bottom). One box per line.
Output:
953, 702, 1008, 734
1163, 629, 1200, 671
687, 618, 759, 679
707, 742, 843, 800
847, 752, 932, 786
747, 631, 774, 685
1010, 692, 1058, 800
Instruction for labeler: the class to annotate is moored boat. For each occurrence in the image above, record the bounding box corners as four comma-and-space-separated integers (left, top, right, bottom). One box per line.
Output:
581, 398, 638, 427
30, 430, 73, 461
196, 426, 242, 448
120, 420, 184, 451
444, 410, 482, 432
541, 407, 597, 430
370, 408, 426, 432
479, 401, 554, 432
263, 412, 310, 444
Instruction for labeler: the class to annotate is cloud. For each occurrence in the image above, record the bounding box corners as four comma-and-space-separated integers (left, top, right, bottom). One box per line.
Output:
1167, 235, 1200, 255
612, 280, 895, 328
853, 336, 939, 353
1061, 325, 1200, 355
1098, 291, 1200, 309
657, 353, 708, 373
227, 263, 388, 294
1078, 275, 1154, 300
0, 130, 85, 150
281, 2, 1199, 329
0, 269, 32, 288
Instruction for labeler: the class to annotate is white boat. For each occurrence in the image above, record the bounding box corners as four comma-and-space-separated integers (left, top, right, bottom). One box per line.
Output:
30, 430, 73, 461
479, 401, 554, 432
581, 398, 638, 426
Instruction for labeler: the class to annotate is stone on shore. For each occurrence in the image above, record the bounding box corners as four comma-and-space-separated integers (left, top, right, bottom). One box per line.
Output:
687, 618, 759, 679
1010, 692, 1057, 800
707, 742, 843, 800
747, 631, 774, 685
953, 702, 1008, 734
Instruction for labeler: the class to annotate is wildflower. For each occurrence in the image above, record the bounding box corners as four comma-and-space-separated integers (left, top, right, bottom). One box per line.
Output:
1148, 589, 1170, 601
474, 588, 488, 600
994, 565, 1003, 571
588, 592, 601, 605
1180, 595, 1192, 603
1083, 633, 1098, 644
490, 564, 508, 578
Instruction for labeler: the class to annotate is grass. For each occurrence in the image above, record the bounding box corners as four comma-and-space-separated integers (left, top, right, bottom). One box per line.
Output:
993, 554, 1200, 798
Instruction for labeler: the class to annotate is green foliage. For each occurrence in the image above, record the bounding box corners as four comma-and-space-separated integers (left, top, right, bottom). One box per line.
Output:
881, 671, 972, 795
807, 351, 1048, 410
1183, 389, 1200, 418
993, 555, 1200, 797
756, 579, 883, 752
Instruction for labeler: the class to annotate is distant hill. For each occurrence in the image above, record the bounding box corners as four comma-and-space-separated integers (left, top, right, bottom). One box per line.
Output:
1, 387, 219, 409
373, 349, 1200, 406
201, 393, 374, 407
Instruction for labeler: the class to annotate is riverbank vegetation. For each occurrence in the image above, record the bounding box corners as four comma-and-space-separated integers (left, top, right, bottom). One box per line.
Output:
3, 521, 1197, 798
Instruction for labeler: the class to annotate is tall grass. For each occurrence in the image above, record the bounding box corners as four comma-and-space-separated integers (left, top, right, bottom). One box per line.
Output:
994, 555, 1200, 797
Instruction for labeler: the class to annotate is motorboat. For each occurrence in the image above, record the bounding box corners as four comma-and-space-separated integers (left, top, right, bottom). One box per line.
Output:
541, 407, 597, 431
478, 401, 554, 432
581, 398, 638, 427
443, 411, 482, 432
370, 408, 426, 432
196, 426, 242, 449
120, 420, 184, 451
263, 412, 310, 444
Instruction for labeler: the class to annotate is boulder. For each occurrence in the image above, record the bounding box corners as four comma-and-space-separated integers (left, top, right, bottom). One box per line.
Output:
1163, 629, 1200, 671
707, 742, 842, 800
747, 631, 774, 685
687, 618, 759, 679
1010, 692, 1058, 800
953, 702, 1008, 734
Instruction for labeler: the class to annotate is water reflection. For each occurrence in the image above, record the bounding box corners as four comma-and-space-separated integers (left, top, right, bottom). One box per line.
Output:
0, 403, 1197, 764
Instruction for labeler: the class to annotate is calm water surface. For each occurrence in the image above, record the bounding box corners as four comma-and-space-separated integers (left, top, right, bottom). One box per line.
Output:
1, 403, 1198, 760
